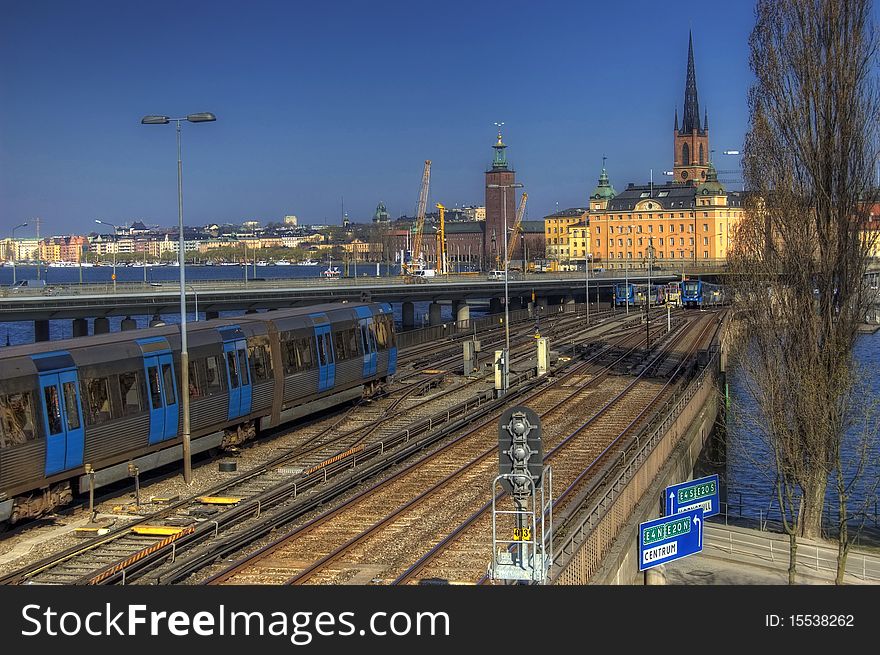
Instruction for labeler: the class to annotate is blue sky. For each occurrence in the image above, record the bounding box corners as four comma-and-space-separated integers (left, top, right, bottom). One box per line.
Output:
1, 0, 757, 235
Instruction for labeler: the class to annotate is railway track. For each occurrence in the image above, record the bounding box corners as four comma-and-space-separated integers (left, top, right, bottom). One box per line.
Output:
395, 312, 721, 585
202, 313, 711, 585
0, 306, 661, 585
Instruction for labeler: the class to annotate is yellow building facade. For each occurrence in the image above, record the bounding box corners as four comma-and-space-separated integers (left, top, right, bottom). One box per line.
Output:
543, 208, 587, 269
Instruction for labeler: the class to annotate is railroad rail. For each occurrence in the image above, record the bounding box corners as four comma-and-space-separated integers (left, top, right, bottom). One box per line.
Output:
0, 306, 663, 585
202, 314, 710, 585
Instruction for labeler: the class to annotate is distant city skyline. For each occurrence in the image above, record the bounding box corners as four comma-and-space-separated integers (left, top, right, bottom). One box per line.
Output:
2, 1, 762, 235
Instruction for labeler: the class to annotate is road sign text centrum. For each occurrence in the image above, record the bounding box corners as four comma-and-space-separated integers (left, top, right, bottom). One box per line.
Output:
638, 507, 704, 571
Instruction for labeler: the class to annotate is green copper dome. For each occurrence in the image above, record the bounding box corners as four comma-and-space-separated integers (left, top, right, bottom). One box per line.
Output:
696, 162, 725, 196
591, 167, 616, 200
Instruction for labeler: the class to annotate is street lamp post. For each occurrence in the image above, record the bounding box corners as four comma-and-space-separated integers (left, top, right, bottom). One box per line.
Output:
11, 222, 27, 286
187, 284, 199, 321
647, 240, 655, 348
141, 112, 216, 485
487, 181, 524, 394
95, 220, 118, 292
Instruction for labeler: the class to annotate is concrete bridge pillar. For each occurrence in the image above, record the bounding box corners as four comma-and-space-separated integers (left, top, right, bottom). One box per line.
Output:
72, 318, 88, 338
428, 302, 442, 326
205, 310, 220, 321
402, 301, 415, 330
456, 302, 470, 327
489, 297, 503, 315
34, 320, 50, 343
120, 316, 137, 331
94, 317, 110, 335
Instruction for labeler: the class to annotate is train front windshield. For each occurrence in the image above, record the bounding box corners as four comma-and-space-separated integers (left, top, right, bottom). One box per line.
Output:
683, 281, 700, 295
615, 284, 631, 298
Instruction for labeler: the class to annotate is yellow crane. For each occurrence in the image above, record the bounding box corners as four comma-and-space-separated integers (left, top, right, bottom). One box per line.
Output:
506, 192, 528, 270
403, 160, 432, 277
436, 203, 448, 275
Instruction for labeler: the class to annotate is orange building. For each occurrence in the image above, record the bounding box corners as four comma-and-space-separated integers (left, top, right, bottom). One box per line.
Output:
585, 32, 743, 271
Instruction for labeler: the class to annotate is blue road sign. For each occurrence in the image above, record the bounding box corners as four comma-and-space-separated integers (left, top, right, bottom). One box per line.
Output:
665, 474, 719, 518
638, 507, 704, 571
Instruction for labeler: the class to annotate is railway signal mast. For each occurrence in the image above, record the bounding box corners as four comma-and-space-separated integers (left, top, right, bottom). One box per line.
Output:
490, 406, 552, 584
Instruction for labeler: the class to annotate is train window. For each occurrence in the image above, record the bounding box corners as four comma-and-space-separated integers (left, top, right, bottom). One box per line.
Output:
162, 363, 177, 406
316, 334, 327, 366
43, 386, 63, 435
226, 351, 240, 389
324, 333, 335, 363
296, 337, 313, 371
281, 336, 297, 374
237, 349, 249, 386
118, 371, 142, 416
348, 328, 360, 357
83, 377, 111, 425
147, 366, 162, 410
375, 321, 386, 349
333, 331, 348, 361
205, 356, 223, 394
188, 361, 203, 398
368, 322, 378, 353
62, 381, 80, 430
249, 343, 271, 382
387, 316, 396, 347
0, 392, 36, 447
360, 324, 370, 354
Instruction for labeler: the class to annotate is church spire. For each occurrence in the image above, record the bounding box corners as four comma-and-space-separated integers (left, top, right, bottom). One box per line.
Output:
674, 107, 679, 131
681, 30, 701, 134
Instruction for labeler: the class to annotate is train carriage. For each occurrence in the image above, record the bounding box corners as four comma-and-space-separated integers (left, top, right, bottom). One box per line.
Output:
680, 280, 725, 308
0, 302, 396, 525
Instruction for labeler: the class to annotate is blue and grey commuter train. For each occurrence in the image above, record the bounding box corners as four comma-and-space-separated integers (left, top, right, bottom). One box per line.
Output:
0, 302, 396, 526
680, 280, 725, 307
614, 282, 665, 307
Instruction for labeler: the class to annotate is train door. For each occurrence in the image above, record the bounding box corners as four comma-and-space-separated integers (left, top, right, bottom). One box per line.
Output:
355, 306, 377, 378
219, 326, 252, 421
137, 338, 179, 445
310, 316, 335, 392
380, 304, 397, 376
32, 351, 85, 476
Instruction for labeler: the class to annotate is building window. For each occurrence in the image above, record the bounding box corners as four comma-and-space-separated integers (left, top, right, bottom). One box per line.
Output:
669, 251, 674, 259
669, 224, 674, 233
689, 237, 694, 245
704, 251, 709, 258
659, 238, 664, 246
680, 224, 685, 232
680, 238, 685, 245
703, 237, 709, 245
682, 142, 690, 166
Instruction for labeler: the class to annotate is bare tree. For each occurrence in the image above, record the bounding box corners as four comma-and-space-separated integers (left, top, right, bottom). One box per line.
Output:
730, 0, 879, 583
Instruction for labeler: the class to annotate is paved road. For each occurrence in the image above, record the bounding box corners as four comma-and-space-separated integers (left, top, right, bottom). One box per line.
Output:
659, 523, 880, 584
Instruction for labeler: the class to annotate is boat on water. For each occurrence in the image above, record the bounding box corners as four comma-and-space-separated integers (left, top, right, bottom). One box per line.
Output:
322, 266, 341, 279
274, 260, 292, 266
296, 259, 317, 266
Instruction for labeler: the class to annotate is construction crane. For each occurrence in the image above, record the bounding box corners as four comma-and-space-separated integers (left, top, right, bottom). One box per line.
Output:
506, 192, 528, 270
403, 160, 432, 276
